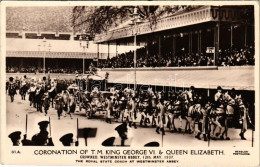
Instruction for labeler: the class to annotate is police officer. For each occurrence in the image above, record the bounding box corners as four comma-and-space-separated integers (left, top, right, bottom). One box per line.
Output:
8, 131, 21, 146
115, 122, 128, 146
59, 133, 78, 146
31, 121, 54, 146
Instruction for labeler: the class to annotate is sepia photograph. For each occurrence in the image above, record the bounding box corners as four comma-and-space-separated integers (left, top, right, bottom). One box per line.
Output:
1, 1, 259, 166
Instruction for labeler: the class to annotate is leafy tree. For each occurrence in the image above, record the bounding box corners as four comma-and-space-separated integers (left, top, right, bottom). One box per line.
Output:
71, 5, 200, 37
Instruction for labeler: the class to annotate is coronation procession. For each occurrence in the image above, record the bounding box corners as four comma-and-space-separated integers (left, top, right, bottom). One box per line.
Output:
5, 5, 255, 148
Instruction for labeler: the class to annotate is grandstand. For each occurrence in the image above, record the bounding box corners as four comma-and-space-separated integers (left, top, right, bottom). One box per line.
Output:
6, 5, 255, 91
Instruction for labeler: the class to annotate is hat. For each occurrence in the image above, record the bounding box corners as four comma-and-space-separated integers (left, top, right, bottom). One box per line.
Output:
217, 86, 222, 90
38, 121, 49, 129
190, 86, 195, 90
9, 77, 13, 82
8, 131, 21, 140
59, 133, 73, 143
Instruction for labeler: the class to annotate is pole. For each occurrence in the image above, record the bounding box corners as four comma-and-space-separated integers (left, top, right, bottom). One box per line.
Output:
77, 118, 79, 142
83, 57, 85, 75
49, 116, 51, 137
97, 44, 99, 67
231, 24, 233, 51
44, 50, 46, 75
25, 114, 28, 135
134, 23, 137, 91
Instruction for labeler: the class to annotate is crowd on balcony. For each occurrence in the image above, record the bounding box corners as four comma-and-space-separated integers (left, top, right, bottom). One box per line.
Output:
6, 66, 83, 74
6, 45, 254, 73
98, 45, 255, 68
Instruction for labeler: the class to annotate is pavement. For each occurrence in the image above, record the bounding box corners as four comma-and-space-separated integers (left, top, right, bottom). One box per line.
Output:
6, 92, 253, 147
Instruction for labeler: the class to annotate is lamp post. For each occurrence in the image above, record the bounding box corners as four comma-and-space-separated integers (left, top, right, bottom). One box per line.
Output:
79, 34, 89, 75
129, 7, 142, 90
42, 37, 47, 74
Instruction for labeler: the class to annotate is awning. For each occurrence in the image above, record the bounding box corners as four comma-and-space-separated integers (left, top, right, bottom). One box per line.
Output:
100, 66, 254, 91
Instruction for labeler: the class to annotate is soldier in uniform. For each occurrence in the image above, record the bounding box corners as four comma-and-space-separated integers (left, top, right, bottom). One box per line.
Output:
238, 98, 252, 140
55, 92, 64, 120
68, 89, 76, 119
115, 122, 128, 146
127, 97, 137, 128
28, 83, 36, 107
112, 96, 120, 122
8, 131, 21, 146
62, 90, 70, 117
31, 121, 54, 146
59, 133, 78, 146
42, 92, 50, 116
214, 86, 223, 108
105, 96, 112, 123
155, 99, 166, 135
8, 77, 16, 102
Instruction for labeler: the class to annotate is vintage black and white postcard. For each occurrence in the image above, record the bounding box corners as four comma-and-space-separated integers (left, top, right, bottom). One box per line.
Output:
0, 1, 259, 166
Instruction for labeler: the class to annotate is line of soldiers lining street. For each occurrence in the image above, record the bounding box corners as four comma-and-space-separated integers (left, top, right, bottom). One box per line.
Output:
7, 75, 254, 146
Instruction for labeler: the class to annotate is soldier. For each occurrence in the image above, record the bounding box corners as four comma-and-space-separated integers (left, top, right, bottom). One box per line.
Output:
42, 92, 50, 116
113, 96, 120, 122
155, 99, 166, 135
68, 89, 76, 119
105, 96, 112, 124
115, 122, 128, 146
127, 97, 137, 128
59, 133, 78, 146
55, 92, 64, 120
187, 86, 195, 104
8, 77, 16, 102
28, 83, 36, 107
140, 98, 150, 127
214, 86, 223, 108
238, 98, 252, 140
31, 121, 54, 146
62, 90, 70, 117
8, 131, 21, 146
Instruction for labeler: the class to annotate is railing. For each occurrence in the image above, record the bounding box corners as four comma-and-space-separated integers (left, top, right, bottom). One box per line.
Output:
6, 51, 111, 59
94, 6, 241, 43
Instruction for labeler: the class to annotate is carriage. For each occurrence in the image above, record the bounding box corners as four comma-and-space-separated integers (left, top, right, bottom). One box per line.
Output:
81, 90, 113, 119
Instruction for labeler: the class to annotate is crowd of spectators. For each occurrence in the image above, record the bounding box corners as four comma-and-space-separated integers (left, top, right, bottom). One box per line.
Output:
6, 46, 254, 73
98, 45, 255, 68
6, 66, 82, 74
